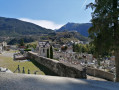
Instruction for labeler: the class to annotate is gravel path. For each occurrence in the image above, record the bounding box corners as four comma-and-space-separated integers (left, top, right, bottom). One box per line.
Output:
0, 72, 119, 90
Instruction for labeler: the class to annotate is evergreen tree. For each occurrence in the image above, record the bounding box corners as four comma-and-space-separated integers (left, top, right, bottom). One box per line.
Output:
87, 0, 119, 82
73, 43, 76, 52
19, 39, 25, 46
75, 44, 79, 52
81, 46, 85, 53
79, 44, 83, 53
50, 46, 53, 59
47, 48, 49, 58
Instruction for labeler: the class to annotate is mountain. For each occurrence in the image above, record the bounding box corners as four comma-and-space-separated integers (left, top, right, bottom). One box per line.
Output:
56, 22, 92, 37
0, 17, 53, 36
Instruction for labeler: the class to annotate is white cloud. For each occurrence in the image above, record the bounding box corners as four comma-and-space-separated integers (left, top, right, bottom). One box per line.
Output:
19, 18, 63, 30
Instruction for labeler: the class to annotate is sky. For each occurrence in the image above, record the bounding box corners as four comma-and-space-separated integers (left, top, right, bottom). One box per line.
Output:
0, 0, 94, 29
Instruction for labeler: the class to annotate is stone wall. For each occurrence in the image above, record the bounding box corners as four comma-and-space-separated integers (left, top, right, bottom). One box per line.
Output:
26, 51, 86, 79
86, 67, 115, 81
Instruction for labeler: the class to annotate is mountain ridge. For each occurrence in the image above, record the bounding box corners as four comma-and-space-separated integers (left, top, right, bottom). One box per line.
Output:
0, 17, 53, 36
56, 22, 92, 37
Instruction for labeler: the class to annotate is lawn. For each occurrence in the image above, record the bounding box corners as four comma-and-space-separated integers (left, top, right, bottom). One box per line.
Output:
0, 51, 45, 75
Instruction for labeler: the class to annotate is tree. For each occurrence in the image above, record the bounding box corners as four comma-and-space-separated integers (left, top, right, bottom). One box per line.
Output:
26, 44, 30, 49
75, 44, 79, 52
73, 44, 79, 52
61, 45, 68, 51
73, 43, 76, 52
47, 48, 49, 58
87, 0, 119, 82
50, 46, 53, 59
19, 39, 25, 46
81, 45, 85, 53
79, 44, 83, 53
32, 44, 37, 49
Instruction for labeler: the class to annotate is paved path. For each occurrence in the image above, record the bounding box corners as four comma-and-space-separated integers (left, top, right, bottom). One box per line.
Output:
0, 51, 14, 58
0, 72, 119, 90
87, 75, 107, 81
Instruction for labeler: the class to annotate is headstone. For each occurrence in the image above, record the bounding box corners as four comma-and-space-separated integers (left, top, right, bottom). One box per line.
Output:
18, 65, 20, 73
22, 67, 25, 74
28, 69, 30, 74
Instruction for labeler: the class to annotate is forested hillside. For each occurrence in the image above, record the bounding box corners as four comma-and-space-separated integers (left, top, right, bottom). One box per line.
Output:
0, 17, 53, 36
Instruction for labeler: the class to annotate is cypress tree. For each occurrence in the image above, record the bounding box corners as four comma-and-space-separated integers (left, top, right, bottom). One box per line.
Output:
47, 48, 49, 58
50, 46, 53, 59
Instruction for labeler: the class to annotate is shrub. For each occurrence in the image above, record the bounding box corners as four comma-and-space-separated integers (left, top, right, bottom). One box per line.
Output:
24, 49, 31, 51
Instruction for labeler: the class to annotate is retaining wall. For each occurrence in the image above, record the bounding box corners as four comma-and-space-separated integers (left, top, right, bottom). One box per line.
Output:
87, 67, 115, 81
26, 51, 86, 79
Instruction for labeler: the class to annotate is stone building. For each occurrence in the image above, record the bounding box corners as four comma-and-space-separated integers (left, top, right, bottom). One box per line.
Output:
0, 41, 7, 54
66, 46, 73, 53
36, 41, 50, 57
0, 45, 3, 54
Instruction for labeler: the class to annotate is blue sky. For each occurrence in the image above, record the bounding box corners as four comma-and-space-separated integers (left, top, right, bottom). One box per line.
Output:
0, 0, 94, 29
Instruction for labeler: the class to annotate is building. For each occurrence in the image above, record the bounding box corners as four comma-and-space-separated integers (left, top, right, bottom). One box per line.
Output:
0, 45, 3, 54
36, 41, 50, 57
66, 46, 73, 53
0, 41, 8, 54
53, 44, 61, 49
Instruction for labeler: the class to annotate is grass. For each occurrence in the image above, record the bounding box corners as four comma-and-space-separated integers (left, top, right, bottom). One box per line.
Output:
0, 51, 45, 75
9, 50, 19, 53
